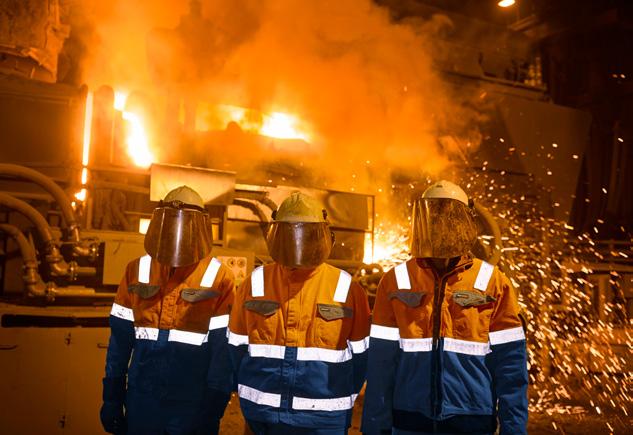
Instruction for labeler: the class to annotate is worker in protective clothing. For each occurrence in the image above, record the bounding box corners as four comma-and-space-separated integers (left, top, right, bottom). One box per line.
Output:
100, 185, 235, 435
228, 192, 371, 435
361, 181, 528, 435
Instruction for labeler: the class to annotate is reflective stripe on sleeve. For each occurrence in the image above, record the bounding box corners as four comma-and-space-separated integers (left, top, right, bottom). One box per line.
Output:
474, 261, 494, 291
292, 393, 358, 412
369, 324, 401, 341
297, 346, 352, 363
208, 314, 229, 330
394, 262, 411, 290
110, 303, 134, 321
227, 330, 249, 346
443, 337, 491, 356
489, 326, 526, 345
251, 266, 264, 297
249, 343, 286, 359
333, 270, 352, 303
134, 326, 159, 341
238, 384, 281, 408
200, 257, 222, 288
349, 336, 369, 354
400, 337, 433, 352
168, 329, 208, 346
138, 255, 152, 284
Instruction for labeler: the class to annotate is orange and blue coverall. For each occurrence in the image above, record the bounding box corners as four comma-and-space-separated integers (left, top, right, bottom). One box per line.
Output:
228, 262, 371, 433
361, 256, 528, 435
103, 254, 235, 434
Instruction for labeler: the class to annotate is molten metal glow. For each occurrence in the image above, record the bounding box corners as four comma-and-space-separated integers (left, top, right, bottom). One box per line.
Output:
81, 167, 88, 185
122, 111, 154, 168
497, 0, 515, 7
363, 223, 410, 268
82, 92, 93, 166
260, 112, 310, 141
114, 91, 128, 111
74, 188, 87, 202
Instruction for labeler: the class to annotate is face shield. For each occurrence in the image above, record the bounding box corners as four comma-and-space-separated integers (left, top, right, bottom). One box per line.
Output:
410, 197, 478, 259
266, 221, 333, 268
144, 200, 213, 267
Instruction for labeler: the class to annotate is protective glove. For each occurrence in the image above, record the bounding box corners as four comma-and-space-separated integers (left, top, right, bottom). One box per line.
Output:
100, 377, 127, 434
194, 388, 231, 435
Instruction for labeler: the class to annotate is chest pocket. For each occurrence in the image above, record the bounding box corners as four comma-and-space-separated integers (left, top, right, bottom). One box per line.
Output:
244, 300, 279, 316
450, 290, 495, 340
315, 303, 353, 349
389, 291, 425, 308
128, 283, 160, 299
180, 288, 220, 303
244, 299, 280, 342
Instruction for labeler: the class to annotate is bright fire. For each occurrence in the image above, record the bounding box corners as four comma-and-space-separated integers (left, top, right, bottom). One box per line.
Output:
122, 111, 154, 168
260, 112, 310, 141
363, 223, 410, 268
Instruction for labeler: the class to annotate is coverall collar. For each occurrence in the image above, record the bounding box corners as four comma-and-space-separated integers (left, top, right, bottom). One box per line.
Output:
278, 262, 327, 282
414, 254, 474, 279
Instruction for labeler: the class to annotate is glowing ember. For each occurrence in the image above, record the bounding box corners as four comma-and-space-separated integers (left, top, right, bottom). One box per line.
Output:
363, 222, 410, 268
122, 111, 154, 168
259, 112, 310, 141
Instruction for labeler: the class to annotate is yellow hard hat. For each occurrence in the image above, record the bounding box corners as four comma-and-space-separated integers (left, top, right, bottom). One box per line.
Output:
274, 192, 327, 223
163, 185, 204, 209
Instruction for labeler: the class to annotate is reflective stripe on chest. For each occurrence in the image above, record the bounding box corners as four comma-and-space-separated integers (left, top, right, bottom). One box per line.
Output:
250, 266, 352, 303
136, 256, 222, 288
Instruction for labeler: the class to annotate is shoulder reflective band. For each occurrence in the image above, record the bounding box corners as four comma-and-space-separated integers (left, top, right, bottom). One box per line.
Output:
400, 337, 433, 352
208, 314, 229, 330
110, 302, 134, 321
201, 257, 222, 288
394, 262, 411, 290
249, 343, 286, 359
489, 326, 526, 345
297, 346, 352, 363
369, 324, 401, 341
443, 337, 491, 356
168, 329, 208, 346
135, 326, 159, 340
227, 329, 249, 346
292, 393, 358, 412
474, 261, 494, 291
138, 255, 152, 284
251, 266, 264, 297
333, 270, 352, 302
349, 336, 369, 354
238, 384, 281, 408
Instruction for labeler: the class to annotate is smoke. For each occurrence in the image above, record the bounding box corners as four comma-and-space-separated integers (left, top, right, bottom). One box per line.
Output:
73, 0, 481, 196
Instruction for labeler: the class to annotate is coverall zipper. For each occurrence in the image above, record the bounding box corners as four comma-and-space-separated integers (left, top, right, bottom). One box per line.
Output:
430, 275, 448, 426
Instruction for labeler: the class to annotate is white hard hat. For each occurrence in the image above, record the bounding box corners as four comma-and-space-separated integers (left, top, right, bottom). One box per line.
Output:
421, 180, 469, 206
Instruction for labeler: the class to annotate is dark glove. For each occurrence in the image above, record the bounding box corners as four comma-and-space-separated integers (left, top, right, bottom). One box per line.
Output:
194, 388, 231, 435
100, 377, 127, 434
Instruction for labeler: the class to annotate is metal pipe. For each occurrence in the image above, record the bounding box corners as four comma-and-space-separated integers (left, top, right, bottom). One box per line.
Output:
0, 164, 79, 239
0, 223, 47, 297
234, 191, 278, 215
0, 164, 97, 258
0, 193, 71, 276
474, 201, 502, 266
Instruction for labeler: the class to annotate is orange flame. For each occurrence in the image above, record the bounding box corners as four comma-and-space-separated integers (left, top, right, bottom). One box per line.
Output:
122, 111, 154, 168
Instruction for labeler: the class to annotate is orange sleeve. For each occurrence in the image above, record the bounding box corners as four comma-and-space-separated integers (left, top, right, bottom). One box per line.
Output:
113, 260, 135, 310
349, 281, 371, 342
489, 271, 523, 332
228, 277, 250, 336
371, 270, 398, 328
213, 265, 236, 318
